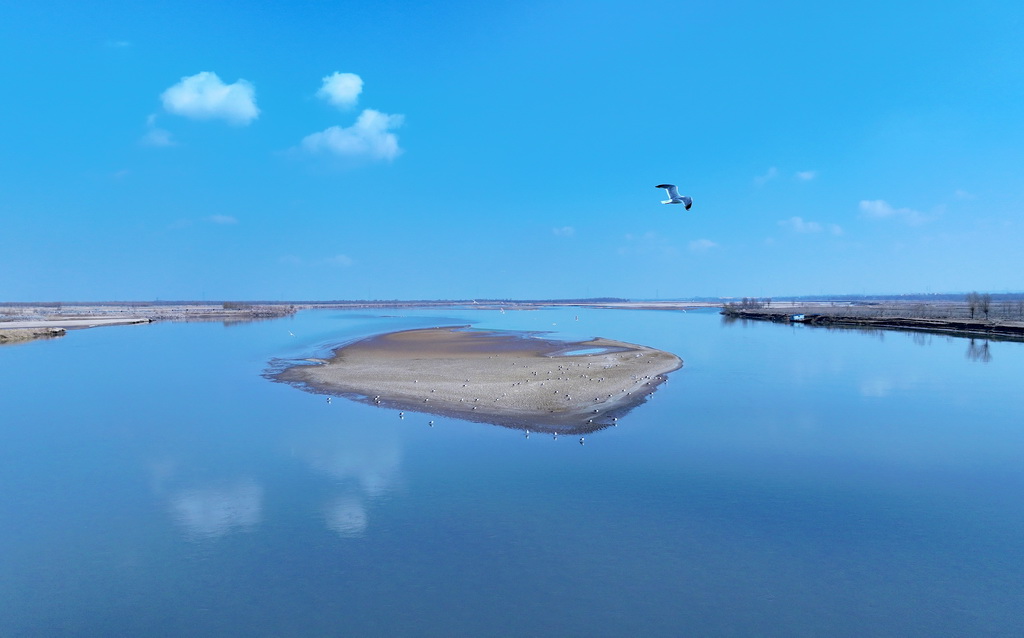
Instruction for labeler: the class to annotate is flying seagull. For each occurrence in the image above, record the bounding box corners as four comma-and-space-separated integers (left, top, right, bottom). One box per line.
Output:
656, 184, 692, 210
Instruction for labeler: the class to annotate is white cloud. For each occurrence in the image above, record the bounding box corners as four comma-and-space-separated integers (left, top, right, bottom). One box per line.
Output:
954, 189, 976, 200
317, 72, 363, 109
325, 254, 354, 267
141, 127, 176, 147
161, 71, 259, 125
781, 216, 822, 233
301, 109, 404, 161
207, 214, 238, 225
688, 238, 718, 252
859, 199, 929, 225
779, 216, 842, 235
795, 170, 817, 181
754, 167, 778, 186
552, 226, 575, 237
104, 40, 131, 48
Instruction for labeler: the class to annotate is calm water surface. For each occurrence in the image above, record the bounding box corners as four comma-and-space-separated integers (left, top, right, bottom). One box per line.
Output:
2, 307, 1022, 636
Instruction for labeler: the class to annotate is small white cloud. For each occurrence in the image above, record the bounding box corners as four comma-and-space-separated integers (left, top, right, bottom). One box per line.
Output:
780, 216, 821, 233
161, 71, 259, 125
301, 109, 404, 161
207, 215, 238, 225
317, 72, 363, 109
325, 254, 354, 267
954, 189, 975, 200
688, 238, 718, 252
754, 167, 778, 186
141, 127, 176, 147
779, 216, 843, 235
552, 226, 575, 237
104, 40, 131, 48
859, 199, 929, 225
795, 170, 817, 181
279, 255, 302, 266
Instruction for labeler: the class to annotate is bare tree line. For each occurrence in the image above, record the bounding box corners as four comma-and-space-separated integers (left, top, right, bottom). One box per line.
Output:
725, 293, 1024, 322
723, 297, 773, 310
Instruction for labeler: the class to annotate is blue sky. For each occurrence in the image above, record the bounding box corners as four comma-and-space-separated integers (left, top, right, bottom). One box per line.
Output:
2, 1, 1022, 301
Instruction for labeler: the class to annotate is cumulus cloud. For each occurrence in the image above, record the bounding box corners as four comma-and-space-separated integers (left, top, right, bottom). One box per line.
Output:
301, 109, 404, 161
207, 214, 238, 225
859, 199, 929, 225
161, 71, 259, 125
688, 238, 718, 252
317, 72, 363, 109
795, 170, 817, 181
754, 167, 778, 186
779, 216, 843, 235
552, 226, 575, 237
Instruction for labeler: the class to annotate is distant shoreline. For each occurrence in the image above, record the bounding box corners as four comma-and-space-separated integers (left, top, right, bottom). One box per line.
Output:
0, 301, 703, 345
269, 326, 683, 433
0, 304, 296, 345
722, 303, 1024, 341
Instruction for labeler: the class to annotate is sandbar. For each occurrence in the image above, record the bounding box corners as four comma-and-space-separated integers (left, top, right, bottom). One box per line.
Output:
272, 326, 683, 433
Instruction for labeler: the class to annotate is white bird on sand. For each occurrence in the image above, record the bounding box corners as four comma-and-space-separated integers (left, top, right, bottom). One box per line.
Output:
656, 184, 693, 210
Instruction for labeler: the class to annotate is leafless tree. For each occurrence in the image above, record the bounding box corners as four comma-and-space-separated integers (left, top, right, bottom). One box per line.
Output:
980, 293, 992, 320
966, 292, 980, 319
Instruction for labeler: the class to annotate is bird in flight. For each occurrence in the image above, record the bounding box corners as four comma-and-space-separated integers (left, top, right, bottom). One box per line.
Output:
656, 184, 692, 210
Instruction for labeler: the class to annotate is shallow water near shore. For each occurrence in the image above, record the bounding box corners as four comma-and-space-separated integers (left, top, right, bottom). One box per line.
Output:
2, 307, 1023, 636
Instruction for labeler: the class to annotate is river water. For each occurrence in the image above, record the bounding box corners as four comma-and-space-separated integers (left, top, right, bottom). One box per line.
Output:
2, 307, 1022, 636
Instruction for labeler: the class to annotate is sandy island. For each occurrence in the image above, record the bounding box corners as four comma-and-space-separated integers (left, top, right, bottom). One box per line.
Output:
271, 326, 683, 433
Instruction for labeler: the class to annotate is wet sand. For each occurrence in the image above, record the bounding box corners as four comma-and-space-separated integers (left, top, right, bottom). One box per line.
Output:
274, 326, 683, 432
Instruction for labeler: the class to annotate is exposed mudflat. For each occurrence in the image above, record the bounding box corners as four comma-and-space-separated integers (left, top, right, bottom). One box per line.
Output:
272, 326, 683, 433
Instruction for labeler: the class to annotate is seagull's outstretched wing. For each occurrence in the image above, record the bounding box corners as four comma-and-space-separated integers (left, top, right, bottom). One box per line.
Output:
655, 184, 680, 199
681, 195, 693, 210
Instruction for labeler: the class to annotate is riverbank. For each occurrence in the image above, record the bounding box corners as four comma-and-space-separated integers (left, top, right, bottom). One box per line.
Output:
0, 304, 298, 344
0, 326, 67, 345
722, 305, 1024, 341
271, 326, 683, 433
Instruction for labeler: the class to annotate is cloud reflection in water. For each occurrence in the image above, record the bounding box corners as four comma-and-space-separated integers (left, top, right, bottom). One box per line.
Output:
301, 423, 402, 538
168, 480, 263, 540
